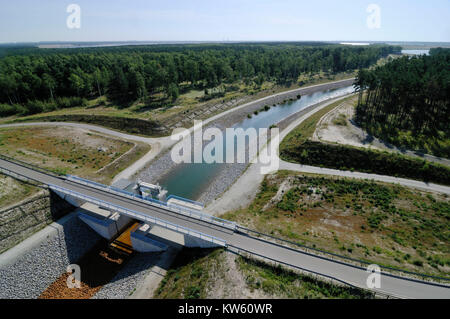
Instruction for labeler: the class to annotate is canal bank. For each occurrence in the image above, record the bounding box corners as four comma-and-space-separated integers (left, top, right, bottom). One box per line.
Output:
139, 82, 355, 204
0, 79, 355, 299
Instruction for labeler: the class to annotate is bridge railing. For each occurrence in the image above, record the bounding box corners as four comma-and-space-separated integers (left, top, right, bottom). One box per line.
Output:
237, 226, 450, 283
0, 154, 64, 178
65, 175, 237, 231
0, 165, 47, 187
226, 244, 400, 299
166, 195, 205, 208
49, 183, 227, 247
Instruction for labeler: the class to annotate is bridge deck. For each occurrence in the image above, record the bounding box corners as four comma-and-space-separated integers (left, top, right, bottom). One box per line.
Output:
0, 157, 449, 299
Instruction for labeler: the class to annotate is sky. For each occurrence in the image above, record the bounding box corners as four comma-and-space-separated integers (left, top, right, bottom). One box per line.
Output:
0, 0, 449, 43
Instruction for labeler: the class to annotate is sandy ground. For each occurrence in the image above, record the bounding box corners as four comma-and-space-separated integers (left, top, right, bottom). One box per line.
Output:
0, 78, 354, 188
313, 96, 450, 167
3, 83, 449, 299
205, 94, 355, 216
129, 247, 180, 299
206, 251, 272, 299
129, 81, 356, 298
206, 93, 450, 217
0, 79, 382, 300
140, 81, 355, 204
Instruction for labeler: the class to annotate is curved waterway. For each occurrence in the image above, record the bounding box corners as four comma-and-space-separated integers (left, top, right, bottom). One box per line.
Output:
157, 85, 355, 201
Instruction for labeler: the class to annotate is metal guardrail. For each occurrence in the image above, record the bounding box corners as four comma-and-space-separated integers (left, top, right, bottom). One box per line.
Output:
237, 226, 450, 283
227, 244, 400, 299
0, 154, 63, 178
166, 194, 205, 208
167, 202, 236, 229
49, 183, 227, 247
2, 156, 447, 286
0, 165, 47, 187
66, 175, 237, 231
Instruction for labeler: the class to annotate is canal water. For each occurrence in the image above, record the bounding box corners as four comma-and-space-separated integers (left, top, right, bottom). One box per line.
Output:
158, 85, 355, 201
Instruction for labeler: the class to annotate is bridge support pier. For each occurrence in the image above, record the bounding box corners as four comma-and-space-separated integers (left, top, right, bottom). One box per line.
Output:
131, 223, 222, 250
77, 203, 132, 240
51, 189, 225, 251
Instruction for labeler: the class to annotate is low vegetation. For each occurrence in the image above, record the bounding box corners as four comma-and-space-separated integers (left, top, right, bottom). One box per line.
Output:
237, 255, 373, 299
154, 248, 374, 299
332, 113, 348, 126
280, 95, 450, 186
0, 173, 40, 208
282, 140, 450, 185
0, 43, 397, 113
281, 96, 355, 146
154, 248, 221, 299
0, 126, 150, 183
222, 172, 450, 277
0, 44, 398, 137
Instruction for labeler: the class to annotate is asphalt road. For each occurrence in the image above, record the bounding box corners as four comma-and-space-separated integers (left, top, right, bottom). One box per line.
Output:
1, 158, 449, 299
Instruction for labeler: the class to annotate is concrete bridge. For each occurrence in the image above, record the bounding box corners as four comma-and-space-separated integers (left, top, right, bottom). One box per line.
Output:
1, 156, 449, 299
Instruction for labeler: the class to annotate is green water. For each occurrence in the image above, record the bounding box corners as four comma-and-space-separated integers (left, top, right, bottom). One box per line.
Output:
158, 85, 354, 200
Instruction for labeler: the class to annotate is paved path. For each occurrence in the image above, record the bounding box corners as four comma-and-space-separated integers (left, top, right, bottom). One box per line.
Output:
0, 157, 449, 299
0, 79, 355, 184
2, 79, 449, 298
207, 93, 450, 219
274, 94, 450, 195
0, 121, 173, 184
279, 161, 450, 195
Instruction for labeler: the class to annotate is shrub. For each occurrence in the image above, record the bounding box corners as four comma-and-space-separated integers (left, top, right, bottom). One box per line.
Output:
185, 286, 201, 299
413, 260, 423, 267
25, 100, 47, 115
0, 103, 23, 117
281, 140, 450, 185
55, 96, 88, 109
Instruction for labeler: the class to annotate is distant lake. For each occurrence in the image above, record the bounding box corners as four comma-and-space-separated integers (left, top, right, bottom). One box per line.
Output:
401, 49, 430, 55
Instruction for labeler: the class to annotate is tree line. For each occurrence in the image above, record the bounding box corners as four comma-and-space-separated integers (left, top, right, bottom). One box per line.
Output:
354, 48, 449, 157
0, 43, 399, 116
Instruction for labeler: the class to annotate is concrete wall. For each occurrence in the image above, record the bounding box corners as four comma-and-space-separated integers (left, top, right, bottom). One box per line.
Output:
0, 210, 101, 299
131, 231, 168, 252
134, 224, 222, 249
78, 211, 132, 240
0, 190, 74, 254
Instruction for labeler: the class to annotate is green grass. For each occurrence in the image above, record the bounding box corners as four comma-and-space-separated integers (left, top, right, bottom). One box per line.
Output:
237, 255, 374, 299
0, 173, 40, 208
222, 172, 450, 278
332, 114, 348, 126
279, 95, 450, 186
282, 140, 450, 185
1, 73, 356, 135
0, 126, 149, 184
357, 118, 450, 159
154, 248, 222, 299
154, 248, 375, 299
280, 96, 355, 149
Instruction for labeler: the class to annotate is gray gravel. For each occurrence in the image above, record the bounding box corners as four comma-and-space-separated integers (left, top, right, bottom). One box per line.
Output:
0, 80, 355, 299
92, 252, 163, 299
139, 122, 251, 205
139, 79, 354, 205
0, 213, 100, 299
